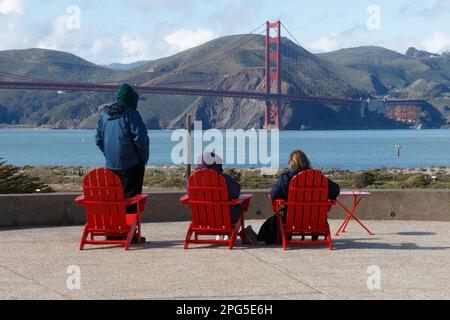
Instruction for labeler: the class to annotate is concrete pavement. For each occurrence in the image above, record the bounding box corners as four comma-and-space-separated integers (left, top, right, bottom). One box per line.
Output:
0, 220, 449, 300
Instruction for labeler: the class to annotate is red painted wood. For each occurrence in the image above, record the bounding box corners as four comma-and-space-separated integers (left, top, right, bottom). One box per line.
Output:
88, 170, 104, 230
97, 168, 112, 231
181, 169, 253, 250
302, 170, 314, 232
188, 175, 200, 228
275, 170, 336, 251
193, 171, 208, 227
317, 174, 329, 231
210, 169, 224, 229
75, 168, 148, 251
104, 169, 122, 231
310, 171, 322, 230
217, 173, 231, 228
204, 170, 217, 228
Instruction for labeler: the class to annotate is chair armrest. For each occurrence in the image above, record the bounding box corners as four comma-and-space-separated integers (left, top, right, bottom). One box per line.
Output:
230, 194, 253, 212
125, 194, 148, 213
125, 194, 148, 206
229, 194, 253, 205
272, 199, 287, 214
75, 195, 85, 205
180, 194, 190, 205
237, 194, 253, 203
328, 199, 337, 212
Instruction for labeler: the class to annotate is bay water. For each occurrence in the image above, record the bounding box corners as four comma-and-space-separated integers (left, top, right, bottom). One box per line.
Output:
0, 129, 449, 170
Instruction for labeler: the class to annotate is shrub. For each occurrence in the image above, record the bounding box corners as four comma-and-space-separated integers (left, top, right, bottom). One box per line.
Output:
402, 174, 432, 188
352, 171, 376, 188
0, 159, 54, 194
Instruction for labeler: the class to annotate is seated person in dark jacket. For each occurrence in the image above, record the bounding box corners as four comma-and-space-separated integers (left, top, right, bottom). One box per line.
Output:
270, 149, 340, 201
195, 152, 259, 244
257, 149, 340, 244
195, 152, 242, 225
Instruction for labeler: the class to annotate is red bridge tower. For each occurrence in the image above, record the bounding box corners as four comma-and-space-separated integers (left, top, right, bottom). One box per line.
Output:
264, 21, 282, 130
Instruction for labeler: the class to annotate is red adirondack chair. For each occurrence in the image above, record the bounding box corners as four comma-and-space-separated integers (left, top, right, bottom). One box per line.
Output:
75, 168, 148, 251
180, 169, 253, 250
272, 170, 336, 251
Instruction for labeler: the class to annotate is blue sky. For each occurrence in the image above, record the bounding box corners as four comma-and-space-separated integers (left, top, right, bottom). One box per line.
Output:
0, 0, 449, 64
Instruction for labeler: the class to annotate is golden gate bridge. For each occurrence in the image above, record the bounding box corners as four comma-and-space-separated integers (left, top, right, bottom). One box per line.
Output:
0, 21, 426, 129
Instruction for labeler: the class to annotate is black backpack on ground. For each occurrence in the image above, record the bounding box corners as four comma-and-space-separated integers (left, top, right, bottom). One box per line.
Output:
258, 207, 296, 245
257, 214, 279, 245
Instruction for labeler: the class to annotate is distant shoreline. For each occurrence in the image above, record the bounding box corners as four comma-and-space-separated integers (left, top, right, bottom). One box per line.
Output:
0, 125, 449, 131
20, 165, 450, 192
22, 164, 450, 173
0, 125, 35, 129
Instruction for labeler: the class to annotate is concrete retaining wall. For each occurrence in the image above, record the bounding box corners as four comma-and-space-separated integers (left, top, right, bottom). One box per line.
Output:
0, 190, 449, 229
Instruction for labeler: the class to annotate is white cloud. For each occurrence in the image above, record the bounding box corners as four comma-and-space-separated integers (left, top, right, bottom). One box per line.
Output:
206, 0, 262, 35
119, 35, 152, 64
132, 0, 190, 7
37, 15, 71, 50
307, 33, 339, 53
400, 0, 450, 17
0, 0, 24, 15
421, 31, 450, 53
0, 14, 38, 50
165, 29, 214, 53
422, 0, 450, 16
31, 13, 152, 64
88, 39, 105, 57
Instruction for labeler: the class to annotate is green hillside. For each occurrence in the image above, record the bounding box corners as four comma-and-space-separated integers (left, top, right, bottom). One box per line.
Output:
0, 48, 119, 82
0, 40, 448, 129
318, 46, 450, 98
127, 35, 373, 98
0, 48, 120, 126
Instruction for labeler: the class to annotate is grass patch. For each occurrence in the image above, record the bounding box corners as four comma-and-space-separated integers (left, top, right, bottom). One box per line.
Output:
11, 166, 450, 193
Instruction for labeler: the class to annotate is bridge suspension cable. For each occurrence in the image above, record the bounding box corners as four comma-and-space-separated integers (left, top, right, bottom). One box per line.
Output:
280, 22, 304, 49
147, 23, 267, 84
0, 71, 46, 82
0, 23, 268, 89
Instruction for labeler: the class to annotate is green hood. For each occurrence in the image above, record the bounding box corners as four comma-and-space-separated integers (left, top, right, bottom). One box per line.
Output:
116, 83, 139, 110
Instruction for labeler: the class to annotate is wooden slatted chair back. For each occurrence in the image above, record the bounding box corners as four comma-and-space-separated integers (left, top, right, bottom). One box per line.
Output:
285, 170, 330, 234
188, 169, 232, 230
82, 168, 128, 233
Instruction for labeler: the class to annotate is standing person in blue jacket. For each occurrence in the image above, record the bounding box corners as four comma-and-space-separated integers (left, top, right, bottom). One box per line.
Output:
96, 83, 149, 242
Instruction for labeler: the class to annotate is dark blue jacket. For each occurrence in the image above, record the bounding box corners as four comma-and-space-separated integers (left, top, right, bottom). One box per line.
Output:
222, 173, 241, 200
214, 173, 242, 224
96, 84, 149, 171
270, 169, 340, 201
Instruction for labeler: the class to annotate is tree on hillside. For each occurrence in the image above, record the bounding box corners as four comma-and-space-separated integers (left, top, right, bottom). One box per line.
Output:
0, 159, 54, 194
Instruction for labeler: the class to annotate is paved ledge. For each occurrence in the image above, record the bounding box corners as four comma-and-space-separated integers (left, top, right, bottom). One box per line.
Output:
0, 220, 449, 300
0, 190, 449, 229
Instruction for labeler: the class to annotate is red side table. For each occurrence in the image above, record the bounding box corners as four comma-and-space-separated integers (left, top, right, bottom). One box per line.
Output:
335, 191, 374, 236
